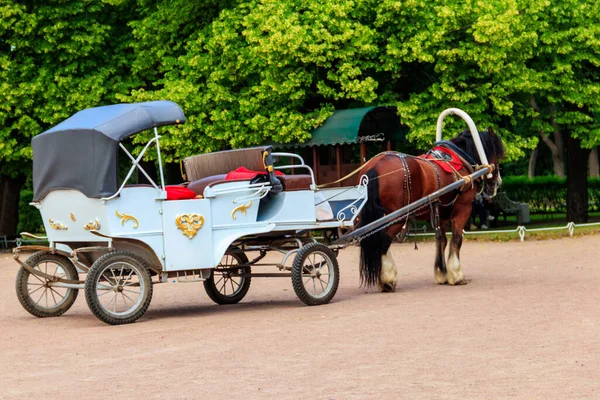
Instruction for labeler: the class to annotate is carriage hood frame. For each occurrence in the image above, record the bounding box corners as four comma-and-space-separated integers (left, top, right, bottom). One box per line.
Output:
32, 101, 186, 201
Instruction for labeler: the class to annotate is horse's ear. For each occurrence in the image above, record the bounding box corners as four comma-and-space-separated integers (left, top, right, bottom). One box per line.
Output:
488, 126, 496, 136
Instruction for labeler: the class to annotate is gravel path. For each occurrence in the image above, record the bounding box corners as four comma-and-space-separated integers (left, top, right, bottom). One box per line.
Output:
1, 236, 598, 399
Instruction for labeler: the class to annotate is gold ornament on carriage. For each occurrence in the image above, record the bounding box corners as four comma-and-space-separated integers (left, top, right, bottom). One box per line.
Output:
231, 201, 252, 220
48, 218, 68, 231
175, 213, 205, 239
115, 211, 139, 229
83, 218, 101, 231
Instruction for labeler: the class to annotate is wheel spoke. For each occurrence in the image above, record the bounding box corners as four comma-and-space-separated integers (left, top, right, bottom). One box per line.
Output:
30, 273, 45, 284
119, 293, 131, 308
36, 287, 47, 304
229, 279, 235, 294
104, 292, 117, 309
221, 278, 228, 295
49, 287, 58, 305
110, 268, 118, 285
101, 272, 115, 286
122, 288, 141, 295
48, 287, 66, 301
121, 291, 136, 306
318, 277, 326, 293
97, 284, 113, 291
119, 265, 124, 286
28, 285, 44, 296
122, 268, 135, 285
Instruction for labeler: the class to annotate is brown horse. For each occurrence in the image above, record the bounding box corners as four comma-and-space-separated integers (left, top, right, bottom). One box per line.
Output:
357, 128, 505, 291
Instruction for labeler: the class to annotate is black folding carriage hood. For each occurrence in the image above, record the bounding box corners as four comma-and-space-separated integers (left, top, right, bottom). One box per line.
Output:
32, 100, 186, 201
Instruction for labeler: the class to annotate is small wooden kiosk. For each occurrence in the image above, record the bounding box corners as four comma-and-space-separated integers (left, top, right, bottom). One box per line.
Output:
275, 106, 405, 186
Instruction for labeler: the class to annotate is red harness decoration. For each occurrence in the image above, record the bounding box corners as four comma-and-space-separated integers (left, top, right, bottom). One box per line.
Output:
419, 147, 465, 173
225, 166, 284, 181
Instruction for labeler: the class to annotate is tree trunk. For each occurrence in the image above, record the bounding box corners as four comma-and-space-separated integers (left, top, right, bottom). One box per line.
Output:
552, 130, 565, 178
529, 97, 565, 177
0, 175, 26, 239
528, 145, 539, 179
566, 135, 590, 223
589, 147, 599, 178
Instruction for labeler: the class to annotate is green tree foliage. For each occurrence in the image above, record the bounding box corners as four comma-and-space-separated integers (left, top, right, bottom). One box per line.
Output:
0, 0, 139, 173
128, 1, 388, 160
522, 0, 600, 148
2, 0, 599, 229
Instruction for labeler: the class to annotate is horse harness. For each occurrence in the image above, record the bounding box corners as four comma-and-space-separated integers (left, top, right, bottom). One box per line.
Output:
383, 143, 483, 240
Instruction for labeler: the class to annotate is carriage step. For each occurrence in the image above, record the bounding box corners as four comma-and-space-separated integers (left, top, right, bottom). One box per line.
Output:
164, 270, 208, 283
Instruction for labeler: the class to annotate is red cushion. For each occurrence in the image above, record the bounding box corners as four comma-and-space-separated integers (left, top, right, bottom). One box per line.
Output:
225, 166, 284, 181
165, 186, 197, 200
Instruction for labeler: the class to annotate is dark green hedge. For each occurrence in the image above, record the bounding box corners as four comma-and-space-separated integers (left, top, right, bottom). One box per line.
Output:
18, 190, 44, 234
501, 176, 600, 213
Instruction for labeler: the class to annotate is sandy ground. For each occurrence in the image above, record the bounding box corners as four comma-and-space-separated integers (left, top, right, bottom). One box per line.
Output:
0, 236, 599, 400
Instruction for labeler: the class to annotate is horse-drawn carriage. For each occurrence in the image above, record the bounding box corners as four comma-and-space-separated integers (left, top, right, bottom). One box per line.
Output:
13, 101, 503, 325
14, 101, 370, 325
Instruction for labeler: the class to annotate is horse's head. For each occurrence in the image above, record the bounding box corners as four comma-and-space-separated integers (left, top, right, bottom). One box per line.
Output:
451, 127, 505, 198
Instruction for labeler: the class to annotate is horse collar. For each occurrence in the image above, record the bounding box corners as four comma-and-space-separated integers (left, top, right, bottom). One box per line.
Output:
433, 140, 477, 167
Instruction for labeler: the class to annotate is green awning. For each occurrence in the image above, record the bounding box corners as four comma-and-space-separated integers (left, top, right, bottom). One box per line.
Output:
275, 106, 406, 148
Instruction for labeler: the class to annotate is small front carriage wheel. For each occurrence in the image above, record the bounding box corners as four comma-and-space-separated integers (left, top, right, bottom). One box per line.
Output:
16, 252, 79, 318
84, 251, 153, 325
291, 243, 340, 306
204, 250, 251, 305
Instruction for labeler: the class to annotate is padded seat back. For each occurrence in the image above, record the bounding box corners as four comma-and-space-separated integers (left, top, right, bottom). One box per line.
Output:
182, 146, 283, 195
183, 146, 269, 182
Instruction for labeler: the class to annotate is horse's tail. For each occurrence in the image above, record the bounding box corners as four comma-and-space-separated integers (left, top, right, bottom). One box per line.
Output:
359, 168, 392, 288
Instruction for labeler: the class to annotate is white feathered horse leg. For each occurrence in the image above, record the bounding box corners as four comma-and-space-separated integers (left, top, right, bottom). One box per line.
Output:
379, 249, 398, 292
447, 212, 468, 285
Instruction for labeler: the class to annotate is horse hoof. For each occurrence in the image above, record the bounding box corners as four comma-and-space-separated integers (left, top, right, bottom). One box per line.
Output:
449, 279, 468, 286
381, 283, 396, 292
434, 271, 448, 284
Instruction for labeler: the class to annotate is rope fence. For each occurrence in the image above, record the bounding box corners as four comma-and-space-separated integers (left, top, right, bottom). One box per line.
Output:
406, 221, 600, 242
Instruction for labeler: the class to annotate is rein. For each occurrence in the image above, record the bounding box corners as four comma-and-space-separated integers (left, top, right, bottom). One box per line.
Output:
316, 144, 493, 190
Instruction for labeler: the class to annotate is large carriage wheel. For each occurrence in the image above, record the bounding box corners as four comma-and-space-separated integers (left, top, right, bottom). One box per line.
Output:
84, 251, 153, 325
15, 252, 79, 318
291, 243, 340, 306
204, 250, 251, 305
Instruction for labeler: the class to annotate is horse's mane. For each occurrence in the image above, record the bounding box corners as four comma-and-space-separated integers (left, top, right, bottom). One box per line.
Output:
450, 129, 505, 164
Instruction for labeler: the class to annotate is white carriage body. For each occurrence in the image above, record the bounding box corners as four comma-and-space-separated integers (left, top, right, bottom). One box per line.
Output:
38, 181, 366, 272
25, 99, 368, 276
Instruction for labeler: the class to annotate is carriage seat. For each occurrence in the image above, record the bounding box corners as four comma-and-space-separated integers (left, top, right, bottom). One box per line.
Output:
278, 175, 313, 191
183, 147, 268, 181
186, 174, 313, 196
182, 146, 283, 196
186, 174, 228, 196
